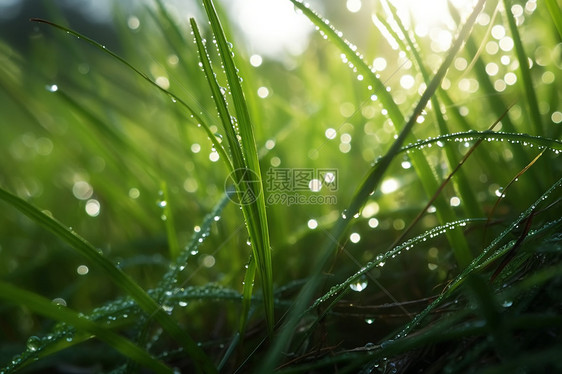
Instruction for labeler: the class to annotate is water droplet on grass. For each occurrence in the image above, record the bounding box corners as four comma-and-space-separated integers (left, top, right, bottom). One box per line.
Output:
350, 275, 368, 292
26, 336, 41, 352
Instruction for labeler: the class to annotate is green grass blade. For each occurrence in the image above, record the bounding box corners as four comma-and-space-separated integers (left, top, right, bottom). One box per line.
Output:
290, 0, 474, 268
344, 0, 487, 266
239, 255, 256, 334
29, 18, 233, 174
160, 181, 180, 259
0, 187, 217, 374
448, 3, 541, 185
502, 0, 543, 135
399, 131, 562, 153
288, 0, 402, 125
189, 19, 245, 171
199, 0, 274, 333
0, 281, 172, 374
379, 0, 481, 218
397, 176, 562, 338
190, 18, 263, 335
545, 0, 562, 44
259, 1, 487, 370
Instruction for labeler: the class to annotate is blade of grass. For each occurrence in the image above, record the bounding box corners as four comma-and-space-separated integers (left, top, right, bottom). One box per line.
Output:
0, 281, 172, 374
397, 176, 562, 338
239, 255, 256, 334
378, 0, 481, 218
190, 18, 264, 337
160, 181, 180, 259
29, 18, 233, 176
447, 3, 541, 187
291, 218, 486, 355
399, 131, 562, 152
385, 111, 507, 257
502, 0, 543, 135
258, 1, 487, 371
290, 0, 473, 269
545, 0, 562, 40
198, 0, 274, 333
484, 149, 546, 239
0, 187, 217, 374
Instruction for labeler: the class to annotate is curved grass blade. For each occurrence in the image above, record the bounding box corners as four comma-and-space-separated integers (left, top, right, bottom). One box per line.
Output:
239, 255, 256, 334
0, 281, 172, 374
484, 150, 546, 239
447, 3, 541, 185
0, 187, 217, 374
546, 0, 562, 40
385, 118, 504, 258
160, 181, 180, 259
399, 131, 562, 153
396, 176, 562, 338
29, 18, 233, 175
502, 0, 543, 135
291, 219, 485, 352
290, 0, 473, 268
189, 20, 245, 172
378, 0, 481, 218
190, 18, 263, 336
198, 0, 274, 333
259, 2, 488, 369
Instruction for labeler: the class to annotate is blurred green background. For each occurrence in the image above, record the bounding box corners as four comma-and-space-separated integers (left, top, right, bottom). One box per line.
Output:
1, 0, 561, 370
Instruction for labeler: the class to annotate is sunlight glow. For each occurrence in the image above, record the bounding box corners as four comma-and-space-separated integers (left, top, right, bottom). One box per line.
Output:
386, 0, 476, 51
381, 178, 399, 194
229, 0, 312, 57
346, 0, 362, 13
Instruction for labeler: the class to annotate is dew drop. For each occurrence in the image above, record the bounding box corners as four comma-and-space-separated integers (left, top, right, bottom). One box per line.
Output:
501, 300, 513, 308
349, 275, 368, 292
26, 336, 41, 352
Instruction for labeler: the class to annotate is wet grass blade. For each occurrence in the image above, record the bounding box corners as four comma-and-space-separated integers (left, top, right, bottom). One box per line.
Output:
545, 0, 562, 45
290, 0, 473, 268
397, 176, 562, 338
502, 0, 543, 135
160, 182, 180, 259
239, 255, 256, 334
379, 0, 481, 218
259, 1, 487, 371
0, 187, 217, 374
198, 0, 274, 333
484, 150, 546, 239
0, 282, 173, 374
399, 131, 562, 152
190, 19, 261, 335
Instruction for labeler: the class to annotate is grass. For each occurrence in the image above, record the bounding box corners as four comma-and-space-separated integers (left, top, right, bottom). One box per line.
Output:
0, 0, 561, 372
